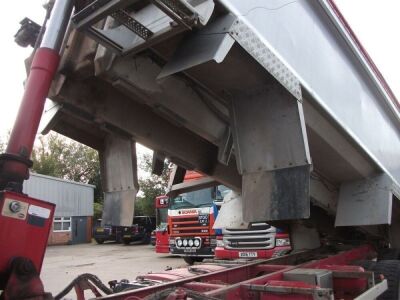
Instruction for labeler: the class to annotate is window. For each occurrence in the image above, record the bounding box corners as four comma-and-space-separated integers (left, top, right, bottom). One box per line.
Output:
53, 217, 71, 232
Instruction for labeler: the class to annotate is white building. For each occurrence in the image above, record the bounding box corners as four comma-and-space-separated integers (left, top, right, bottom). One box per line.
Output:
23, 173, 94, 245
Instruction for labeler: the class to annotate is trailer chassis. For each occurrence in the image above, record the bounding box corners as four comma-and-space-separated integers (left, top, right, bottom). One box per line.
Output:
60, 244, 391, 300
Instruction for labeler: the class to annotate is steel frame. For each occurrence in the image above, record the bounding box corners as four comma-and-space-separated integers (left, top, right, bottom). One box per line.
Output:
81, 245, 384, 299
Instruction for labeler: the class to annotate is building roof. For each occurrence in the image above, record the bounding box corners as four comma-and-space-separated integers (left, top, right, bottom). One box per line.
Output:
23, 173, 94, 217
29, 172, 96, 188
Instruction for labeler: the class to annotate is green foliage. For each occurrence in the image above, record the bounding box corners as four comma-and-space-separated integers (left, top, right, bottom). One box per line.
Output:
31, 132, 103, 203
135, 153, 169, 216
2, 131, 169, 219
93, 202, 103, 220
0, 138, 5, 153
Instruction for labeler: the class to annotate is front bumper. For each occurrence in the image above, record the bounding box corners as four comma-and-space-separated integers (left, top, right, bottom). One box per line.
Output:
214, 246, 291, 260
93, 232, 114, 241
122, 233, 144, 241
169, 245, 215, 257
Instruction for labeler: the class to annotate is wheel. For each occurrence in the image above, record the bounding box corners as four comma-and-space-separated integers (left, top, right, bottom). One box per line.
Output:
95, 238, 104, 244
183, 257, 204, 265
142, 233, 151, 244
122, 238, 131, 245
378, 248, 400, 261
356, 260, 400, 299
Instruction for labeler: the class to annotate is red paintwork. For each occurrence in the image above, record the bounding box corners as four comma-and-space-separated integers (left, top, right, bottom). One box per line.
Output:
97, 244, 376, 299
0, 191, 55, 288
1, 48, 60, 184
322, 265, 368, 298
155, 230, 169, 253
155, 195, 168, 208
215, 232, 291, 259
183, 171, 204, 181
3, 257, 49, 300
169, 211, 216, 238
215, 246, 291, 260
137, 264, 227, 282
154, 196, 169, 253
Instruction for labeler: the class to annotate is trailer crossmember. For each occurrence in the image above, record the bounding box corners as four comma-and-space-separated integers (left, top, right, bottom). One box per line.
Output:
88, 245, 385, 299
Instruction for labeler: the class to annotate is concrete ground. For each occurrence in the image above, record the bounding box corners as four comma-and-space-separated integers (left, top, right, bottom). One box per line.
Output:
41, 242, 184, 298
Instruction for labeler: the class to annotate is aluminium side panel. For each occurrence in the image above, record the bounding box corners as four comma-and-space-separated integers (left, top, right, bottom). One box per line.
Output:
219, 0, 400, 186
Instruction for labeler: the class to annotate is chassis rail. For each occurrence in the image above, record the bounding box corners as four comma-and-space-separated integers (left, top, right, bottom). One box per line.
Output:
66, 244, 389, 299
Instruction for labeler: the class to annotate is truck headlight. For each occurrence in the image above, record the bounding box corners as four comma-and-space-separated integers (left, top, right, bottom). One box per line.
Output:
275, 238, 290, 247
183, 239, 188, 247
188, 239, 194, 247
216, 239, 224, 247
194, 239, 200, 247
177, 239, 183, 247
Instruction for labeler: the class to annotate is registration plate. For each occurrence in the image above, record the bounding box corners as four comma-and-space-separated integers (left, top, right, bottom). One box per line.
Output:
239, 252, 258, 258
96, 228, 104, 232
183, 248, 197, 253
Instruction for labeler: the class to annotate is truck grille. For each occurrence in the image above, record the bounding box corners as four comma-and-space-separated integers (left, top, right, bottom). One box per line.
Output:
170, 216, 208, 237
223, 223, 275, 250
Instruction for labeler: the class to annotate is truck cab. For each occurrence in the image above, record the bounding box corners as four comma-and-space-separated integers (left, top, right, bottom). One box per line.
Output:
168, 185, 227, 265
153, 196, 169, 253
215, 222, 291, 259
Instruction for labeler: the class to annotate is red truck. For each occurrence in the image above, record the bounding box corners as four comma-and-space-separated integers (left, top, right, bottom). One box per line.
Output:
1, 0, 400, 298
153, 195, 169, 253
167, 185, 224, 264
168, 171, 291, 261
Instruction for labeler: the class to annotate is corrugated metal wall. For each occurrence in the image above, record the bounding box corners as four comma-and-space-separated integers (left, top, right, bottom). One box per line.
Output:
23, 173, 94, 217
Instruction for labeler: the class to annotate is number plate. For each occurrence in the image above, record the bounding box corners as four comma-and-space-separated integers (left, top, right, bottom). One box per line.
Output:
96, 228, 104, 232
198, 214, 209, 225
239, 252, 258, 258
183, 248, 197, 253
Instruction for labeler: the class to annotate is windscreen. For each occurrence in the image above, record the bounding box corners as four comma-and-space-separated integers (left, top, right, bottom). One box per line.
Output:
157, 207, 168, 229
170, 188, 213, 209
216, 185, 231, 201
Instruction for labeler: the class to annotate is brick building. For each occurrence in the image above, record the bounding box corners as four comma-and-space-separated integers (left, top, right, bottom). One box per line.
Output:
23, 173, 94, 245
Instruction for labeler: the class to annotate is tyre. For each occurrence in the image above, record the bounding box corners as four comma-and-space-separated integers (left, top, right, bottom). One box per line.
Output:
183, 257, 204, 265
356, 260, 400, 299
123, 238, 131, 245
142, 233, 151, 244
378, 248, 400, 261
95, 238, 104, 244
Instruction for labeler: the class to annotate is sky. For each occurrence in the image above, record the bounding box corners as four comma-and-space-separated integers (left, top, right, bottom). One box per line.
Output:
0, 1, 399, 143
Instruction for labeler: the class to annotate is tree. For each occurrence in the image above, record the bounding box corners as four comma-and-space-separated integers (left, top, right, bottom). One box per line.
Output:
32, 133, 100, 183
135, 153, 169, 216
0, 137, 5, 153
31, 132, 103, 203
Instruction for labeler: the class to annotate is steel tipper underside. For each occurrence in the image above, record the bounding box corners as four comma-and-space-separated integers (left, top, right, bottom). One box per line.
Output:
45, 0, 400, 233
66, 245, 388, 299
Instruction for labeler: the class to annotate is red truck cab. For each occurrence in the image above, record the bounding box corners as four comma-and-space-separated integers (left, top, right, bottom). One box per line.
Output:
154, 195, 169, 253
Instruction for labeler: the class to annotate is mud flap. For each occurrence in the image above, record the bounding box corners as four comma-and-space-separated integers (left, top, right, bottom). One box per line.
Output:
230, 81, 311, 222
100, 135, 138, 226
242, 165, 310, 222
335, 174, 400, 226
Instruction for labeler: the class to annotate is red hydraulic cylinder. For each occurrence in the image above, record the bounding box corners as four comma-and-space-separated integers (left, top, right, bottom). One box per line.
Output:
1, 49, 60, 183
0, 0, 74, 291
0, 0, 73, 191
